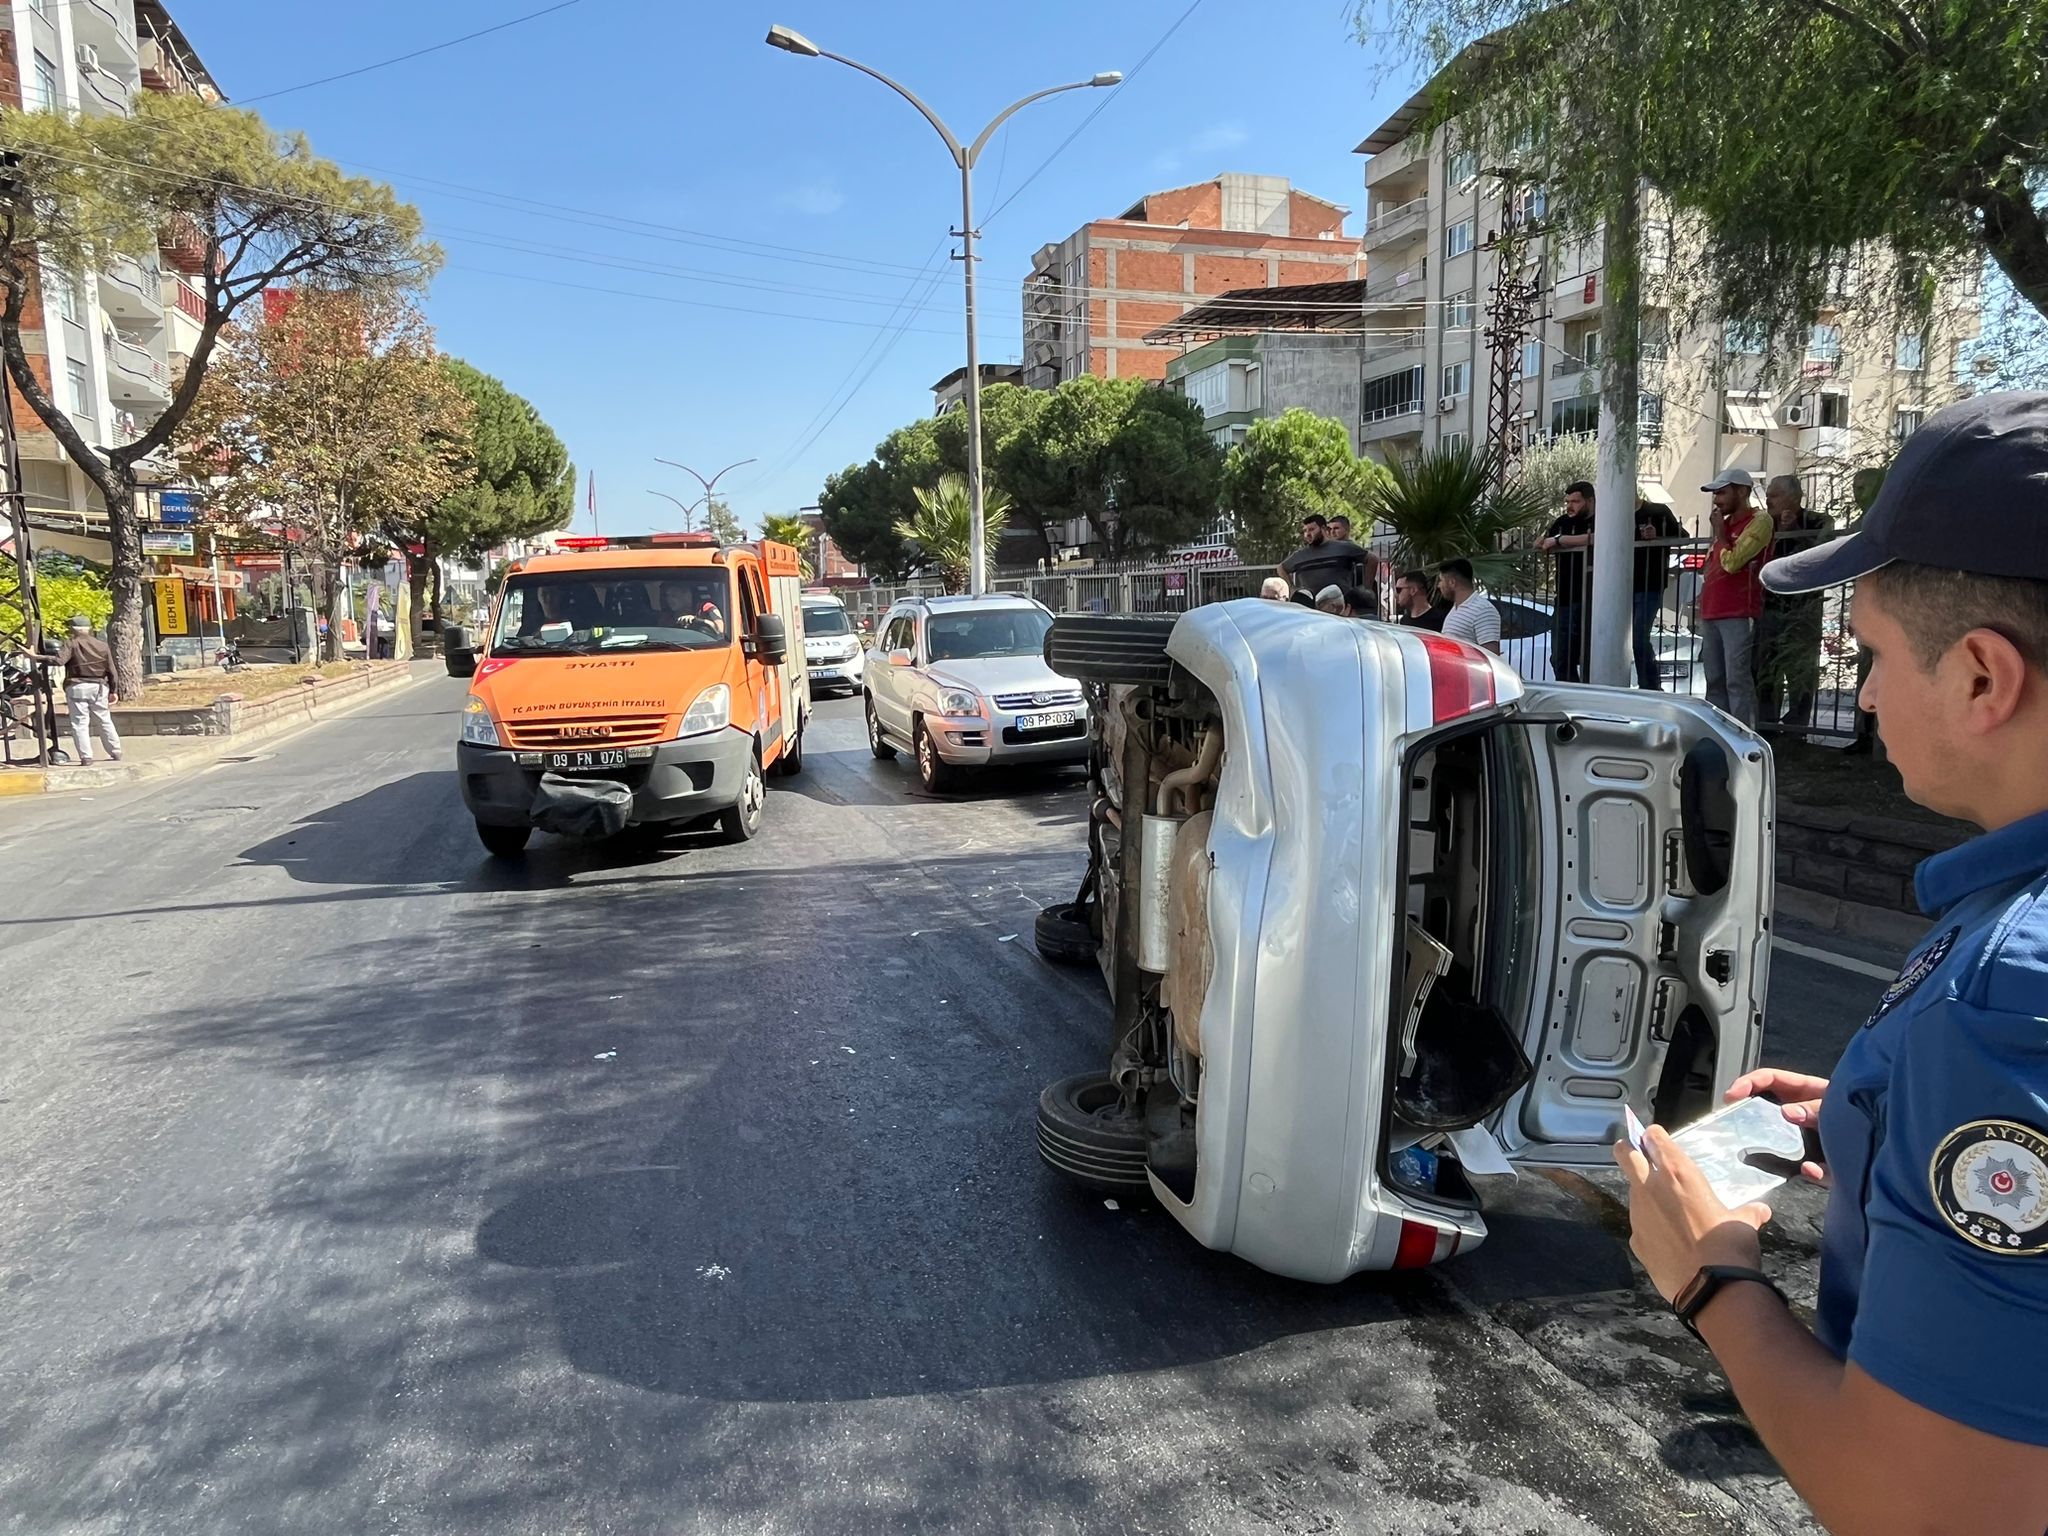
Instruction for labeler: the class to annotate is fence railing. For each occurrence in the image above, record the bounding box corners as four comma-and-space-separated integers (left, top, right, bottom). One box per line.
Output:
836, 526, 1857, 741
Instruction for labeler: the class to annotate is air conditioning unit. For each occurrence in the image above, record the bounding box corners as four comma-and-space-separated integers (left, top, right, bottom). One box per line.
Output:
1782, 395, 1817, 427
1437, 398, 1458, 414
76, 42, 100, 75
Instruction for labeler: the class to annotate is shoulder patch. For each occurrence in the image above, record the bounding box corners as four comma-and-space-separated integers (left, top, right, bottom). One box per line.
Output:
1929, 1120, 2048, 1255
1864, 926, 1960, 1029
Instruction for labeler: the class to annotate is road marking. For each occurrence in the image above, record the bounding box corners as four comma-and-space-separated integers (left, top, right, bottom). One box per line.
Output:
1772, 935, 1897, 981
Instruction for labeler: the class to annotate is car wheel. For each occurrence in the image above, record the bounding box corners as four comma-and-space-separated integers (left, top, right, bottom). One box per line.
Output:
717, 751, 766, 842
1044, 614, 1178, 686
913, 717, 957, 793
772, 715, 804, 777
1036, 1074, 1149, 1192
476, 820, 530, 859
866, 694, 896, 760
1033, 901, 1097, 967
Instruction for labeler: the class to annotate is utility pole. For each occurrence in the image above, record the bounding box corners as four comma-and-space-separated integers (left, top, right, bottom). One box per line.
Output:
1481, 168, 1545, 486
1588, 0, 1646, 688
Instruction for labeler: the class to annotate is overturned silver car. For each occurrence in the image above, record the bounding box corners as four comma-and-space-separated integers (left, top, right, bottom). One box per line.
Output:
1032, 600, 1774, 1282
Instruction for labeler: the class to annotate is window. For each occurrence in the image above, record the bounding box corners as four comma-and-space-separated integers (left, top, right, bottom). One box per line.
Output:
1181, 362, 1230, 416
1063, 255, 1082, 293
1819, 392, 1850, 429
1442, 431, 1469, 455
28, 0, 47, 15
1520, 340, 1543, 379
1447, 147, 1478, 187
1894, 407, 1925, 442
1807, 323, 1842, 363
1551, 395, 1599, 436
52, 274, 77, 323
1724, 320, 1767, 355
1443, 290, 1474, 331
884, 614, 914, 654
1445, 219, 1475, 259
1642, 222, 1674, 277
32, 51, 58, 112
1638, 391, 1664, 444
1363, 366, 1423, 420
1895, 331, 1925, 371
65, 358, 90, 417
1441, 360, 1470, 398
1511, 184, 1547, 226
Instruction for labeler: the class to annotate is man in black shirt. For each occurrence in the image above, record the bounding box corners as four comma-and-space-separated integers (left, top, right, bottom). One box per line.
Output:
1392, 568, 1449, 631
1278, 514, 1369, 599
1632, 496, 1686, 689
1537, 481, 1596, 681
1756, 474, 1834, 729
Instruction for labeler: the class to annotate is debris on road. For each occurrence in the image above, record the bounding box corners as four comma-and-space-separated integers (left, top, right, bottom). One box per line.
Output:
592, 1050, 617, 1061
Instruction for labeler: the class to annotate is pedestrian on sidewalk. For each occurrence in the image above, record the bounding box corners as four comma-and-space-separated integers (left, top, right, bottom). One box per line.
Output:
1631, 493, 1686, 689
1616, 390, 2048, 1535
1435, 559, 1502, 657
1756, 475, 1834, 731
1696, 470, 1774, 725
1278, 514, 1369, 600
1392, 568, 1449, 631
57, 614, 121, 766
1537, 482, 1595, 681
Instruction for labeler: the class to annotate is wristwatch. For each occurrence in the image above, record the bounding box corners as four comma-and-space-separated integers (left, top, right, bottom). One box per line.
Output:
1672, 1265, 1786, 1338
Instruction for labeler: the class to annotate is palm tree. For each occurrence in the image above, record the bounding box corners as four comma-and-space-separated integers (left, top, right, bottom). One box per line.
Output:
758, 513, 816, 580
1367, 443, 1552, 588
894, 473, 1011, 594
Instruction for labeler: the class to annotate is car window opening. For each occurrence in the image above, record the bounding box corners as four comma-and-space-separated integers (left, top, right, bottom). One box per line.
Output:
492, 572, 733, 656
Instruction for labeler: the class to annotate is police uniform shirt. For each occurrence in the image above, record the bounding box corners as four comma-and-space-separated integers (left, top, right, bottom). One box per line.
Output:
1813, 806, 2048, 1445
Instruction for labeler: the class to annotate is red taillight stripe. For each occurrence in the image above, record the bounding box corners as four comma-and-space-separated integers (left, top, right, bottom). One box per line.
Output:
1392, 1218, 1441, 1270
1418, 632, 1496, 723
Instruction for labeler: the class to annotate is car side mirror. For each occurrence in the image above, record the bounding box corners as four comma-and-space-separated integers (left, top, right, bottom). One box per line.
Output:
751, 612, 789, 666
887, 649, 914, 667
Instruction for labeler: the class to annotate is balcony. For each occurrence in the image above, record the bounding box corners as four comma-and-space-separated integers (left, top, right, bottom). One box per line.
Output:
1360, 400, 1424, 443
1364, 258, 1428, 305
1362, 195, 1429, 253
1797, 425, 1851, 461
1360, 328, 1425, 367
79, 65, 134, 117
1553, 272, 1603, 322
98, 256, 163, 321
105, 334, 170, 403
73, 0, 141, 65
165, 274, 206, 324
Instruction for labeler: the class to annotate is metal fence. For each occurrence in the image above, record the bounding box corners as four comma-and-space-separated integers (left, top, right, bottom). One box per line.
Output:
833, 527, 1860, 741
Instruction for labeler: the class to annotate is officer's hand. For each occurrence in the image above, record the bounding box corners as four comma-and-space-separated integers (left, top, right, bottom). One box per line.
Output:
1725, 1067, 1828, 1126
1614, 1126, 1770, 1303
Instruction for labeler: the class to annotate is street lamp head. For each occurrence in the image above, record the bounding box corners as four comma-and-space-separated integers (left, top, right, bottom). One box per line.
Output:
1090, 71, 1124, 87
765, 24, 821, 57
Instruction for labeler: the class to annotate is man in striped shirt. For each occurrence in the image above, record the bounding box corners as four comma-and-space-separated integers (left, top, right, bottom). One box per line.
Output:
1436, 559, 1502, 655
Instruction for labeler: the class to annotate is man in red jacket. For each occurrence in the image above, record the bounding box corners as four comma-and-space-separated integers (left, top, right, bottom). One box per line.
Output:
1696, 470, 1774, 725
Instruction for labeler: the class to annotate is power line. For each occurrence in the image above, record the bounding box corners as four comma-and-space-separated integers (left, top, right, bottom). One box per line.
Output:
236, 1, 589, 105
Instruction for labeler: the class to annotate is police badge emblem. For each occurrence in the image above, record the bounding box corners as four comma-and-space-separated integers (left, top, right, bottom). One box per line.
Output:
1863, 926, 1960, 1028
1928, 1120, 2048, 1255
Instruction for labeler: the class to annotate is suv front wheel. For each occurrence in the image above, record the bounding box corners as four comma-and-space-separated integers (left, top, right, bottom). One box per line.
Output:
913, 716, 959, 793
865, 694, 896, 760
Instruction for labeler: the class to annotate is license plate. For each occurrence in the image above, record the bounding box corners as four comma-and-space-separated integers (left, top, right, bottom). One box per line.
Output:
1015, 709, 1076, 732
544, 749, 628, 771
811, 667, 839, 679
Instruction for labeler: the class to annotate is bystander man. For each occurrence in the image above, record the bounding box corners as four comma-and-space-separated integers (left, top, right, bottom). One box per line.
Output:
1259, 576, 1291, 601
1536, 482, 1596, 681
56, 614, 121, 766
1756, 475, 1834, 732
1617, 391, 2048, 1535
1278, 515, 1369, 599
1392, 569, 1449, 631
1632, 493, 1686, 690
1696, 470, 1773, 725
1435, 559, 1501, 656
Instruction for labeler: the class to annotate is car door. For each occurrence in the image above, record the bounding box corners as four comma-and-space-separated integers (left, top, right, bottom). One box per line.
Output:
874, 610, 915, 737
1490, 686, 1773, 1169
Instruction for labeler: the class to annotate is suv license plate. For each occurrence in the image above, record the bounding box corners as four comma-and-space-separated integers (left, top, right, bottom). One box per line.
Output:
1015, 709, 1076, 732
544, 749, 628, 771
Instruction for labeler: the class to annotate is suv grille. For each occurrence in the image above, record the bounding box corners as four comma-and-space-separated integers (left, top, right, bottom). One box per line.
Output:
992, 689, 1083, 711
503, 714, 668, 749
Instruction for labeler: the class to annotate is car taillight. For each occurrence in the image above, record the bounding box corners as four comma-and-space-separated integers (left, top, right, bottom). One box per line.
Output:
1418, 632, 1496, 723
1392, 1217, 1460, 1268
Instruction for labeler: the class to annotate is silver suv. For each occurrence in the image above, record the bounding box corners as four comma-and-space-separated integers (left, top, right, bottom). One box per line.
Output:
863, 594, 1088, 792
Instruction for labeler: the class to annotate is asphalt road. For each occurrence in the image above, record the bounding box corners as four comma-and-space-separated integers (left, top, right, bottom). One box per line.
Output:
0, 674, 1903, 1535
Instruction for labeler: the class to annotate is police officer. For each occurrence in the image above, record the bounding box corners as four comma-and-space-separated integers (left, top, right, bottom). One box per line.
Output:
1618, 391, 2048, 1534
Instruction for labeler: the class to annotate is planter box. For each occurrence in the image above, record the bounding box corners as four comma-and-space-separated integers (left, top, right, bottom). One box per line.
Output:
81, 663, 413, 737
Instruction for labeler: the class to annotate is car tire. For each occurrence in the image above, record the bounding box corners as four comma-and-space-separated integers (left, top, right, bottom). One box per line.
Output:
913, 716, 958, 793
772, 715, 804, 777
1033, 901, 1097, 966
717, 751, 766, 842
1044, 614, 1179, 686
476, 820, 530, 859
865, 694, 897, 760
1036, 1074, 1150, 1192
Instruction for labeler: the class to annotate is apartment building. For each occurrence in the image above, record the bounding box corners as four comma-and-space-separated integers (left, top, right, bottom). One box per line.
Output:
1351, 88, 1974, 518
1, 0, 219, 544
1020, 173, 1362, 391
1153, 279, 1376, 452
929, 362, 1022, 416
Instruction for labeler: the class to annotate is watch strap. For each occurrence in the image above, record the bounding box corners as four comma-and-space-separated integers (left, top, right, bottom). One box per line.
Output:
1673, 1265, 1784, 1337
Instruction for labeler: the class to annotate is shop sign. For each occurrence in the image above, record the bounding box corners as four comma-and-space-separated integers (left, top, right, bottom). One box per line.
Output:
152, 577, 190, 636
143, 531, 194, 556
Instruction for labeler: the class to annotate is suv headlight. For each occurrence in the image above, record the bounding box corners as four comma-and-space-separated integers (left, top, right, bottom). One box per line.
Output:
935, 686, 982, 717
460, 695, 500, 746
677, 683, 731, 738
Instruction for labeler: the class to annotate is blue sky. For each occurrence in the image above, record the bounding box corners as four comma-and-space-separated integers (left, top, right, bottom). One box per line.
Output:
175, 1, 1422, 536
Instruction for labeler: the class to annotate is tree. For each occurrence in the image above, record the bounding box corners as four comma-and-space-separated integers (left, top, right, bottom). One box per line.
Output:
1367, 443, 1552, 585
1354, 0, 2047, 338
1222, 409, 1389, 564
1509, 434, 1599, 515
895, 473, 1012, 594
0, 553, 111, 639
998, 375, 1224, 559
758, 513, 815, 579
930, 383, 1051, 554
176, 289, 471, 658
406, 359, 574, 620
701, 497, 746, 548
817, 416, 945, 579
0, 92, 433, 695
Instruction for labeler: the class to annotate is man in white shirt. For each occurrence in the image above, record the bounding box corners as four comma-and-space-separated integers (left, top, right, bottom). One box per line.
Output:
1435, 558, 1502, 654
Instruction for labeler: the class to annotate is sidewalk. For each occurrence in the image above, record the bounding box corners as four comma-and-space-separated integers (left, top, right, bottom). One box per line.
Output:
0, 661, 438, 798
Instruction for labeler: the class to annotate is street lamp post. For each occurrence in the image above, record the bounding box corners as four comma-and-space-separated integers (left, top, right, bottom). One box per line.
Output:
655, 456, 757, 535
645, 488, 703, 530
766, 25, 1119, 595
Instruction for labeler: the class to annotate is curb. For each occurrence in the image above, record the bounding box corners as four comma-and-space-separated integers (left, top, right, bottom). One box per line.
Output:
0, 663, 440, 797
